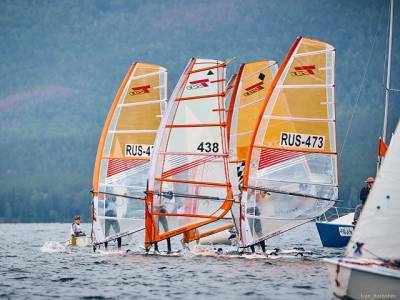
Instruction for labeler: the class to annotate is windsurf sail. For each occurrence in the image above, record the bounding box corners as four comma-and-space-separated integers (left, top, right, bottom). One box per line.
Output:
181, 73, 238, 244
92, 62, 167, 243
346, 120, 400, 260
240, 37, 338, 247
145, 58, 233, 249
226, 60, 278, 237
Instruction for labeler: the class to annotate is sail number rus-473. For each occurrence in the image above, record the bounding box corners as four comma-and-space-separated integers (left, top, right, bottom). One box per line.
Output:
280, 132, 325, 150
125, 144, 154, 158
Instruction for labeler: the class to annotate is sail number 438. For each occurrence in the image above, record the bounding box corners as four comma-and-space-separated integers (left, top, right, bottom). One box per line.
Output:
197, 142, 220, 153
280, 132, 325, 150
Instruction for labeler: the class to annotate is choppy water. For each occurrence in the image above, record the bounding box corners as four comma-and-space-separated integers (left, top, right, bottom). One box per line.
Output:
0, 223, 343, 299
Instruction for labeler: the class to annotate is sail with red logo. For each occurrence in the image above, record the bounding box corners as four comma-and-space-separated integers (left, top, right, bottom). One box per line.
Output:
225, 60, 278, 239
240, 37, 338, 248
144, 58, 233, 250
186, 74, 238, 245
91, 62, 167, 245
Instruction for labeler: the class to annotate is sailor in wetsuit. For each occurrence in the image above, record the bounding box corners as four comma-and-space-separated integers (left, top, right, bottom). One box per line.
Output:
71, 215, 86, 237
158, 191, 172, 232
247, 189, 270, 237
353, 177, 374, 224
104, 194, 122, 250
105, 194, 120, 236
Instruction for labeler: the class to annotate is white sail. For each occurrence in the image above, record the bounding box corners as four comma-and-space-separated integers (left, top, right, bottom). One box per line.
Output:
346, 120, 400, 260
144, 58, 233, 248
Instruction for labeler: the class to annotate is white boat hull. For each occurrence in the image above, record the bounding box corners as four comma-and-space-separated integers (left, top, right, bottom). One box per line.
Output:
325, 258, 400, 299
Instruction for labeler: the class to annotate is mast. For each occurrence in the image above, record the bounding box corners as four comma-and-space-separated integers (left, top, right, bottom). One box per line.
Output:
382, 0, 394, 143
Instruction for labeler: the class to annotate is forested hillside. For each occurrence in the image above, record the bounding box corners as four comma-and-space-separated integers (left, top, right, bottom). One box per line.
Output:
0, 0, 399, 222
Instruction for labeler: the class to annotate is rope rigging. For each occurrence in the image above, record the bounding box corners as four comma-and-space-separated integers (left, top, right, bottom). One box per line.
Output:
338, 4, 385, 161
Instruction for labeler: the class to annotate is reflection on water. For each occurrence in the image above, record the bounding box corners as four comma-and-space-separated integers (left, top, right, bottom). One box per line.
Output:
0, 223, 342, 299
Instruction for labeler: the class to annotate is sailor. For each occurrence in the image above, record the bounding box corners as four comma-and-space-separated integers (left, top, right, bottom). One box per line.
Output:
246, 189, 265, 237
105, 194, 121, 236
253, 190, 266, 236
158, 192, 172, 232
104, 194, 122, 250
71, 216, 86, 237
228, 226, 237, 240
353, 177, 374, 224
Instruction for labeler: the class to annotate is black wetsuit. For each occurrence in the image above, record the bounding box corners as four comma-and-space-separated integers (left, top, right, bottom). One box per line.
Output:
159, 205, 169, 232
105, 197, 120, 236
354, 186, 371, 224
104, 200, 122, 249
247, 206, 262, 236
359, 186, 371, 205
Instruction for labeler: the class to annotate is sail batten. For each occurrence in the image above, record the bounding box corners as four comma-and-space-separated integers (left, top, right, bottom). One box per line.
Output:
158, 151, 228, 156
294, 50, 332, 57
118, 99, 167, 108
108, 129, 159, 133
262, 115, 334, 122
253, 143, 337, 151
131, 71, 165, 80
277, 84, 334, 89
154, 178, 230, 187
176, 93, 225, 101
233, 97, 265, 110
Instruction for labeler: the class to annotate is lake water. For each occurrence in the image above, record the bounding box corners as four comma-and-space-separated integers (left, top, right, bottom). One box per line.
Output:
0, 222, 343, 299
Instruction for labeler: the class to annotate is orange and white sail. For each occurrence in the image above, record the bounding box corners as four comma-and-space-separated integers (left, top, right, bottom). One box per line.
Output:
144, 58, 233, 249
92, 62, 167, 243
226, 60, 278, 236
183, 73, 239, 244
240, 37, 338, 247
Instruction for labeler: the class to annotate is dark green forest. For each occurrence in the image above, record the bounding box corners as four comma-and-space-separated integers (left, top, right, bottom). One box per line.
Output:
0, 0, 399, 222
